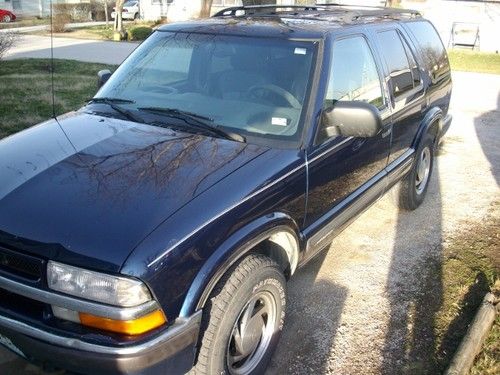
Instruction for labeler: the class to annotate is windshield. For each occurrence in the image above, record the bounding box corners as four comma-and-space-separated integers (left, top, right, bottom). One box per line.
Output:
95, 31, 316, 146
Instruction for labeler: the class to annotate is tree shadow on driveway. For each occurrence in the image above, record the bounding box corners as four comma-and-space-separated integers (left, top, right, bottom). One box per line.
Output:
474, 93, 500, 186
381, 154, 444, 374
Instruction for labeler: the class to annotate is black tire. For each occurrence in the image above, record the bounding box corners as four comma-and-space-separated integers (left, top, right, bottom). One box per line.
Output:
193, 254, 286, 375
134, 13, 139, 20
394, 133, 435, 210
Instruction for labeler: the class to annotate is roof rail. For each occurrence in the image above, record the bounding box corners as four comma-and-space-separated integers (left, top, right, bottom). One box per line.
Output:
212, 5, 322, 17
212, 3, 421, 21
315, 2, 421, 18
352, 8, 421, 20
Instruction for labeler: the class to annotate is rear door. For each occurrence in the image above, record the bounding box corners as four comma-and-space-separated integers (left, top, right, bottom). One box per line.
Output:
374, 27, 426, 166
303, 33, 391, 258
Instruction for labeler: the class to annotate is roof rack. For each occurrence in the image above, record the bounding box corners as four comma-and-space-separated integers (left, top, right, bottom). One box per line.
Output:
212, 5, 322, 17
212, 3, 421, 21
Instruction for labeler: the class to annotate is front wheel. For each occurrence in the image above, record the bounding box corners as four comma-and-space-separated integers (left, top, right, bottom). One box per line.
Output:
394, 133, 435, 210
193, 254, 286, 375
2, 15, 12, 23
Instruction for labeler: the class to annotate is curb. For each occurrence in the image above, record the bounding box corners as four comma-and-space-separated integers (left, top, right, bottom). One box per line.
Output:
445, 292, 498, 375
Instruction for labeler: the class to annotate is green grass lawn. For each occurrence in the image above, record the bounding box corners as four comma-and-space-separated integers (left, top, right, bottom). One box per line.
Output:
0, 59, 116, 139
448, 50, 500, 75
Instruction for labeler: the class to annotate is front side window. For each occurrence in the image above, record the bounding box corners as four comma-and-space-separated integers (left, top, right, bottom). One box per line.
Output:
96, 31, 316, 146
325, 36, 383, 109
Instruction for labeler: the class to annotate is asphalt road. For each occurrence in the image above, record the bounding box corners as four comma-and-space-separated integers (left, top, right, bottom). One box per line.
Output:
0, 71, 499, 374
4, 34, 138, 65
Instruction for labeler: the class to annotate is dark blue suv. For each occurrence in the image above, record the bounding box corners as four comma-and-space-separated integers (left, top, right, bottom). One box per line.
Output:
0, 4, 451, 375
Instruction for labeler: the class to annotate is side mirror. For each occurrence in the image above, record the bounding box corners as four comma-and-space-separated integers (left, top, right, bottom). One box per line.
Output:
321, 101, 383, 138
97, 69, 112, 89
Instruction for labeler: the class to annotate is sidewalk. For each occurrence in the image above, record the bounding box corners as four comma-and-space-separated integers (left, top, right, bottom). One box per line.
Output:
4, 34, 138, 65
0, 21, 108, 34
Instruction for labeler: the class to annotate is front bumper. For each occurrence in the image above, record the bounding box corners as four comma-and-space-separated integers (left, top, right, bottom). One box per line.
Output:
0, 310, 201, 375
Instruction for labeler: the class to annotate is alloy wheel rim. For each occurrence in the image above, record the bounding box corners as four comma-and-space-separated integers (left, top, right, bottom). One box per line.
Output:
415, 147, 431, 194
226, 291, 277, 374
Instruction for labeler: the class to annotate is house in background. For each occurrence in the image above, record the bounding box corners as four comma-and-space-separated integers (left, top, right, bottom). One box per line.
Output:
0, 0, 50, 17
0, 0, 90, 18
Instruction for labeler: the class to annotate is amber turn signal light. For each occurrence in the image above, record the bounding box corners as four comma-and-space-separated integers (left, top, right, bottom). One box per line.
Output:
79, 309, 167, 335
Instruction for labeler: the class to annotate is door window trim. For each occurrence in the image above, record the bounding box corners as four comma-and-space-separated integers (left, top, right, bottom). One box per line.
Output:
376, 27, 425, 109
313, 33, 389, 148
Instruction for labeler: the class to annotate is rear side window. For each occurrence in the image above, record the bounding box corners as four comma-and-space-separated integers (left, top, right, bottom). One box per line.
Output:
406, 21, 449, 80
325, 36, 383, 108
377, 30, 417, 98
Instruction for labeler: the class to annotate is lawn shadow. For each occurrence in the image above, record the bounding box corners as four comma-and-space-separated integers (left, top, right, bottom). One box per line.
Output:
266, 250, 347, 375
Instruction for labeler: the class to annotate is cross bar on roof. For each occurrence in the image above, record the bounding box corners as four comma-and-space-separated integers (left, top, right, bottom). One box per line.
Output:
212, 5, 322, 18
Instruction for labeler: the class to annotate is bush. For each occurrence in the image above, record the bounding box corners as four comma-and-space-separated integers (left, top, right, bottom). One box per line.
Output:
0, 32, 17, 60
128, 26, 153, 41
52, 12, 71, 33
90, 0, 114, 22
53, 3, 91, 23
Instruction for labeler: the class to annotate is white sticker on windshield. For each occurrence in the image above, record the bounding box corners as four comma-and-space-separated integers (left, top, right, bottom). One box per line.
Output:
294, 48, 307, 55
272, 117, 288, 127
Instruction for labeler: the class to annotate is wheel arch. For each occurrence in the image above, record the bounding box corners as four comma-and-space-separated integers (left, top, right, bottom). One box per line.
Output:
179, 213, 303, 318
412, 106, 443, 150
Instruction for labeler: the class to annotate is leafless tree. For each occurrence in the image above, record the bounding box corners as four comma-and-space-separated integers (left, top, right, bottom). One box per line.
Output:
200, 0, 214, 18
114, 0, 125, 36
102, 0, 110, 26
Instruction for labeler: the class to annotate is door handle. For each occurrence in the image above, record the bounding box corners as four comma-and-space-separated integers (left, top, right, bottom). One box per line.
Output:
381, 128, 392, 138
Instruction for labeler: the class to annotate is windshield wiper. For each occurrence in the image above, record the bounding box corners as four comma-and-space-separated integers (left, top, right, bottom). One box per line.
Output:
87, 97, 144, 124
138, 107, 245, 142
88, 97, 135, 104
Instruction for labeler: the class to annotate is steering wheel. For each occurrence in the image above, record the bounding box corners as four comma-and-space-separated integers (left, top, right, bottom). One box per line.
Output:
247, 84, 301, 109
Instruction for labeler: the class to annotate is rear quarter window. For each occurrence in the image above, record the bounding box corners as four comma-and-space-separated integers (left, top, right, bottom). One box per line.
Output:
405, 21, 450, 81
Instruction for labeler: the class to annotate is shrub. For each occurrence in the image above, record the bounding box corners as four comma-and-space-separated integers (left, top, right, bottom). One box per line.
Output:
52, 12, 71, 33
128, 26, 153, 41
0, 32, 17, 60
90, 0, 114, 22
53, 3, 91, 23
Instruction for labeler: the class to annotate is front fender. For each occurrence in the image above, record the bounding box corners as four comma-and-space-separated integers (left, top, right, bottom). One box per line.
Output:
179, 212, 303, 318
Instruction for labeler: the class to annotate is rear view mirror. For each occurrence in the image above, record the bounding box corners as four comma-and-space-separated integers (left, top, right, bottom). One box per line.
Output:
97, 70, 112, 89
321, 101, 383, 138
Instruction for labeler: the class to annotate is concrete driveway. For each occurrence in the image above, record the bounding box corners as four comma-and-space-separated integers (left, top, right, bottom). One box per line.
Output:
0, 71, 499, 374
4, 35, 138, 65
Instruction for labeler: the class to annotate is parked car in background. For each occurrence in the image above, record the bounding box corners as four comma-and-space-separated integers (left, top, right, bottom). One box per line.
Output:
111, 0, 140, 20
0, 4, 452, 375
0, 9, 16, 23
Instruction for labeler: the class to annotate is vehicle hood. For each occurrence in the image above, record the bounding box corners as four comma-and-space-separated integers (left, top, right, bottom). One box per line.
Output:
0, 113, 268, 271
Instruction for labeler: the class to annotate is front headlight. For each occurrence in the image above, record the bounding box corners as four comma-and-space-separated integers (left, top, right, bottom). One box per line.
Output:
47, 261, 152, 307
47, 261, 166, 335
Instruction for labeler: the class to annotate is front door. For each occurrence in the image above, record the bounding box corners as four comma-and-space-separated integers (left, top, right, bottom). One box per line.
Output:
303, 34, 391, 258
